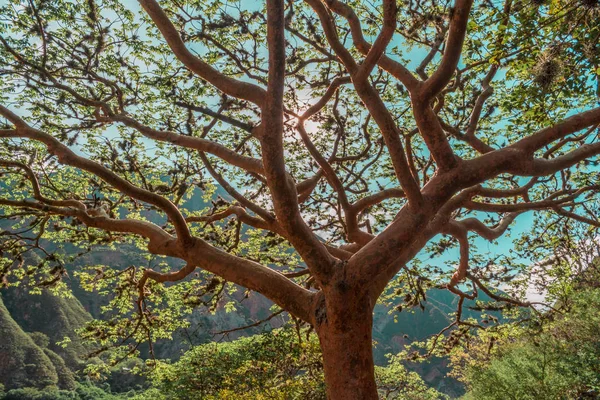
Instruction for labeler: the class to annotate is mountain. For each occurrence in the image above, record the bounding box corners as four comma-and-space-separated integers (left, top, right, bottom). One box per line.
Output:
0, 295, 77, 391
2, 287, 91, 370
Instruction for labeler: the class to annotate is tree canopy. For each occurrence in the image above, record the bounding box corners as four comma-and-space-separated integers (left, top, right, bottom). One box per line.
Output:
1, 0, 600, 397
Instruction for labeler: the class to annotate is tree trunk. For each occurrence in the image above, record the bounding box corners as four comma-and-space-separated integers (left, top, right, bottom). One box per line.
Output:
315, 291, 378, 400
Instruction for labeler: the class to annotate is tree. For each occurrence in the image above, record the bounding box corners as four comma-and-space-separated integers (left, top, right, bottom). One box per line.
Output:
0, 0, 599, 398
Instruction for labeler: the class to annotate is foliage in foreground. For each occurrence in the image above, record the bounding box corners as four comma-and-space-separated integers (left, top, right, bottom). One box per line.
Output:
452, 278, 600, 399
0, 381, 130, 400
0, 321, 447, 400
143, 327, 446, 400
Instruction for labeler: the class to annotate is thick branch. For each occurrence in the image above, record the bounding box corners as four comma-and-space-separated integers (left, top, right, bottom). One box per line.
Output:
421, 0, 475, 99
0, 162, 315, 324
260, 0, 338, 279
0, 106, 193, 244
138, 0, 266, 105
412, 102, 459, 171
352, 188, 406, 213
511, 106, 600, 154
306, 0, 423, 206
354, 0, 397, 82
304, 0, 358, 72
0, 198, 176, 253
323, 0, 420, 92
184, 239, 315, 323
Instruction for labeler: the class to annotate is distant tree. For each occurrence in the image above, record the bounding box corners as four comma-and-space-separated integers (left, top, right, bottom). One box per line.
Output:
1, 0, 600, 397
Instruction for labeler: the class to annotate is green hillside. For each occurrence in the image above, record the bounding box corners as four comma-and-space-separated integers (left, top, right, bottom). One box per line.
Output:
0, 296, 63, 390
2, 287, 91, 370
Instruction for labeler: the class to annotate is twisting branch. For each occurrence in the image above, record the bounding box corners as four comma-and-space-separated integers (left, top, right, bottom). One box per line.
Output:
457, 212, 521, 241
0, 105, 193, 245
303, 0, 358, 73
0, 164, 316, 323
421, 0, 475, 99
552, 206, 600, 227
354, 0, 397, 82
322, 0, 420, 92
464, 184, 600, 212
0, 198, 177, 253
411, 102, 459, 171
0, 160, 85, 211
442, 222, 470, 287
259, 0, 338, 280
306, 0, 423, 207
183, 239, 315, 323
296, 76, 371, 244
1, 0, 600, 383
352, 188, 406, 214
137, 0, 267, 106
511, 106, 600, 155
137, 262, 197, 306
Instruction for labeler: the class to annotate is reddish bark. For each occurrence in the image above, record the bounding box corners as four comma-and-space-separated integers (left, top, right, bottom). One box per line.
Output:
314, 288, 379, 399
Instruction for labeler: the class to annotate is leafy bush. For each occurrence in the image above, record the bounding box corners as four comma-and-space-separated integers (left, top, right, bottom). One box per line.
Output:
0, 383, 133, 400
148, 328, 325, 400
2, 386, 74, 400
144, 326, 446, 399
458, 287, 600, 400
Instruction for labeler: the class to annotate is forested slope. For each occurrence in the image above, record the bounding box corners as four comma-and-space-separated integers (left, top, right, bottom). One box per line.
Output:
0, 295, 75, 390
